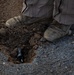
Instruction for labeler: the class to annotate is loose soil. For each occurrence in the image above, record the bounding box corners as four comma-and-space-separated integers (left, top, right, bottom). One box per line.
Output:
0, 0, 49, 64
0, 23, 49, 64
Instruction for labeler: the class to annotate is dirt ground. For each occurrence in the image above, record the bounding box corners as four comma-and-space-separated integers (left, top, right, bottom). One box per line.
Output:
0, 0, 22, 20
0, 0, 74, 75
0, 0, 24, 63
0, 0, 49, 64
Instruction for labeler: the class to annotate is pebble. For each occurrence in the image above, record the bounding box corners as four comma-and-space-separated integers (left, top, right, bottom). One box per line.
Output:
3, 62, 5, 65
71, 41, 74, 44
68, 30, 72, 35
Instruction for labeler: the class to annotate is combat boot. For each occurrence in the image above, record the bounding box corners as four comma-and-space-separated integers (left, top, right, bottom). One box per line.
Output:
5, 15, 52, 28
44, 20, 72, 41
0, 15, 52, 35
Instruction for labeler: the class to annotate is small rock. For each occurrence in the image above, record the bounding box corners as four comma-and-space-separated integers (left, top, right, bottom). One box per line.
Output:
40, 37, 47, 42
33, 45, 38, 49
33, 28, 36, 31
34, 33, 41, 39
0, 28, 6, 35
68, 30, 72, 35
3, 62, 5, 65
71, 41, 74, 44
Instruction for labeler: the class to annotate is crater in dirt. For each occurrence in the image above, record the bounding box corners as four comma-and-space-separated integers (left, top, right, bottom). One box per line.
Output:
0, 22, 49, 64
0, 0, 49, 64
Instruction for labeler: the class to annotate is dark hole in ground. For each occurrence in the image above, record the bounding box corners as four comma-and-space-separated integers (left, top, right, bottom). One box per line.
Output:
0, 22, 49, 64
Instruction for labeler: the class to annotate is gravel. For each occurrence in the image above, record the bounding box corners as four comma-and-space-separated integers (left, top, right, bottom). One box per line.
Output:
0, 35, 74, 75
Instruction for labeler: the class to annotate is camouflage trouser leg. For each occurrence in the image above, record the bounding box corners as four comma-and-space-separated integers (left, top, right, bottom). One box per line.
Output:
54, 0, 74, 25
22, 0, 54, 18
22, 0, 74, 25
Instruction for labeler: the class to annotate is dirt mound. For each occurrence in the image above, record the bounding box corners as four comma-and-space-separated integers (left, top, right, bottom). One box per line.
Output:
0, 22, 49, 63
0, 0, 49, 64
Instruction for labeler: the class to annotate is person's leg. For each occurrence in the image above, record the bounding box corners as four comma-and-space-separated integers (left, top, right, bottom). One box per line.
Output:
22, 0, 53, 18
5, 0, 54, 28
54, 0, 74, 25
44, 0, 73, 41
44, 20, 71, 41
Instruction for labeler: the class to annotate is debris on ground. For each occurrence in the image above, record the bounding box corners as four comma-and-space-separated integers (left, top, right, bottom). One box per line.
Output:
0, 20, 49, 63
